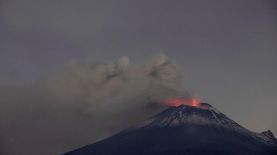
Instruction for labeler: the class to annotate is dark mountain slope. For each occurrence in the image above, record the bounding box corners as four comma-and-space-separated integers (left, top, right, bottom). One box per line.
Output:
64, 103, 277, 155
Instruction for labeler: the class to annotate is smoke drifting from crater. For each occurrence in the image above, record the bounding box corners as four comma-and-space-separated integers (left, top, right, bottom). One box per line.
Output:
0, 54, 190, 155
46, 53, 188, 109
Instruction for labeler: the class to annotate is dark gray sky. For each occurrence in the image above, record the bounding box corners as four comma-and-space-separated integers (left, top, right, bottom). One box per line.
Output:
0, 0, 277, 154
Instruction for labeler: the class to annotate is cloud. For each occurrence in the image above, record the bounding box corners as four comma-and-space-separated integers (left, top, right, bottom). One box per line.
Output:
0, 54, 189, 155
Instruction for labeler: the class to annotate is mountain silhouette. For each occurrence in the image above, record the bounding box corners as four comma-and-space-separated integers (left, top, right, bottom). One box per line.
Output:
63, 103, 277, 155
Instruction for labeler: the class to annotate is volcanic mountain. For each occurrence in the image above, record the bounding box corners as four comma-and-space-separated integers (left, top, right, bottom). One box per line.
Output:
64, 103, 277, 155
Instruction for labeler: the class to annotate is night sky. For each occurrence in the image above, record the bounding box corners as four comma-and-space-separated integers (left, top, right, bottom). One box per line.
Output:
0, 0, 276, 155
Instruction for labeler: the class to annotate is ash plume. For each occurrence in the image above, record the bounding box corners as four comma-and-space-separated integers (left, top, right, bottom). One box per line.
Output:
0, 54, 189, 155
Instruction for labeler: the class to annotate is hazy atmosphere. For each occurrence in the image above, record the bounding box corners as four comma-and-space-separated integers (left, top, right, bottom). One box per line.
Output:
0, 0, 276, 155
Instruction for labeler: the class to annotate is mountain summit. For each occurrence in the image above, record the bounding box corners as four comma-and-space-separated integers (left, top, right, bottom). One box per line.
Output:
64, 103, 277, 155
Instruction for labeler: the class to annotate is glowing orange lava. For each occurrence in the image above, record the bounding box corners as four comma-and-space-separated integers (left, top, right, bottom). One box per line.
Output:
191, 98, 200, 107
164, 97, 200, 107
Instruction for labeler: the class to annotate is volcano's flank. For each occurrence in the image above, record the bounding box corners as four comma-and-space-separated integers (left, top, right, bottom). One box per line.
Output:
64, 103, 277, 155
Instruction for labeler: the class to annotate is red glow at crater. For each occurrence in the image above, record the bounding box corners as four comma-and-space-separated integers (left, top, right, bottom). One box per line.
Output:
164, 97, 200, 107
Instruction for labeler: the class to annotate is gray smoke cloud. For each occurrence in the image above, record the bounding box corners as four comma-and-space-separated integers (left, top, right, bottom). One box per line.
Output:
0, 54, 189, 155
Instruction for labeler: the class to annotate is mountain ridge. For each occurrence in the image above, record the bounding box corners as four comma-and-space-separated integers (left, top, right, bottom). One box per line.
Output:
64, 103, 277, 155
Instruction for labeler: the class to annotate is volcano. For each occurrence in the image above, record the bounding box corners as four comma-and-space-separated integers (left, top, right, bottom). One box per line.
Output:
63, 103, 277, 155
